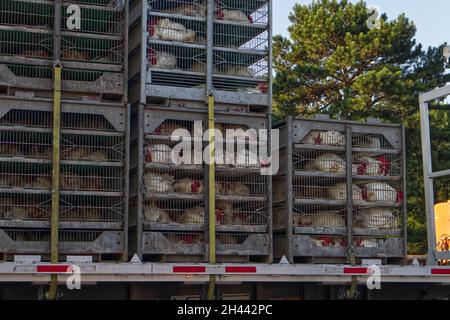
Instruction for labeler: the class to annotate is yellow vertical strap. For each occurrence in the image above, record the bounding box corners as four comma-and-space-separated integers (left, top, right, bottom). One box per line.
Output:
47, 66, 62, 300
207, 93, 216, 301
208, 93, 216, 264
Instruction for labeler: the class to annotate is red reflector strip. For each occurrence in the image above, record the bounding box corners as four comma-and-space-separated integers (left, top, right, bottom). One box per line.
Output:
36, 265, 71, 273
343, 267, 368, 274
225, 266, 257, 273
431, 268, 450, 275
173, 266, 206, 273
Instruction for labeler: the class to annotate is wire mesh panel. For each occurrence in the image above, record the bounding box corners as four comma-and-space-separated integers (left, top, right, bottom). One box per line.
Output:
212, 0, 269, 92
146, 11, 207, 88
0, 0, 54, 29
215, 0, 269, 25
138, 110, 205, 260
350, 126, 406, 259
0, 100, 129, 260
274, 116, 406, 263
143, 0, 271, 97
0, 30, 53, 60
62, 4, 125, 36
0, 194, 51, 221
60, 195, 124, 222
0, 1, 127, 101
61, 35, 124, 65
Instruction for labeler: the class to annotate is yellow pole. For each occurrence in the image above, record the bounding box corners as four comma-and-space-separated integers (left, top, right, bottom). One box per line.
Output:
207, 93, 216, 300
47, 66, 62, 300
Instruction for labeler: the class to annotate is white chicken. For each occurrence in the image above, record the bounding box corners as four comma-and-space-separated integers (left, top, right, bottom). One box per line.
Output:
149, 51, 177, 69
145, 144, 173, 163
150, 19, 196, 43
217, 9, 252, 24
172, 179, 203, 194
295, 212, 346, 228
363, 182, 398, 203
328, 183, 364, 201
305, 153, 346, 173
356, 156, 390, 176
182, 205, 204, 223
312, 236, 345, 247
355, 208, 398, 229
302, 130, 345, 146
144, 172, 174, 192
357, 238, 380, 248
144, 202, 171, 223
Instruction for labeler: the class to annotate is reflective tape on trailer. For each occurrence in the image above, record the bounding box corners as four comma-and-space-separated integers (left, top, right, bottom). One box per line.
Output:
225, 266, 257, 273
173, 266, 206, 273
431, 268, 450, 275
36, 265, 72, 274
343, 267, 369, 275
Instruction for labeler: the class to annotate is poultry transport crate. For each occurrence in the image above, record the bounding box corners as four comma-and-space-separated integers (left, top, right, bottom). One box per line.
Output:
130, 0, 270, 111
273, 115, 407, 264
0, 96, 129, 261
0, 0, 128, 102
129, 105, 272, 262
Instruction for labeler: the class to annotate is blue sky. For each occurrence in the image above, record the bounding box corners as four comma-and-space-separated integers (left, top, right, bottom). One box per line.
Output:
274, 0, 450, 48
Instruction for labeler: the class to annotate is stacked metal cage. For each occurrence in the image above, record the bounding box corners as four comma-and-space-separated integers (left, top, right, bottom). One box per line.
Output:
128, 0, 272, 262
0, 0, 127, 102
273, 116, 407, 264
129, 106, 271, 262
128, 0, 270, 112
0, 0, 129, 261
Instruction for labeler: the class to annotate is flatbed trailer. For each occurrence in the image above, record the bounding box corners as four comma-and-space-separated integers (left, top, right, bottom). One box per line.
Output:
1, 262, 450, 284
1, 261, 450, 300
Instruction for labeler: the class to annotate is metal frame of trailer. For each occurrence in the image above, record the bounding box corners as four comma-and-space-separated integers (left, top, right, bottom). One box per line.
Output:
0, 262, 450, 285
419, 85, 450, 265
